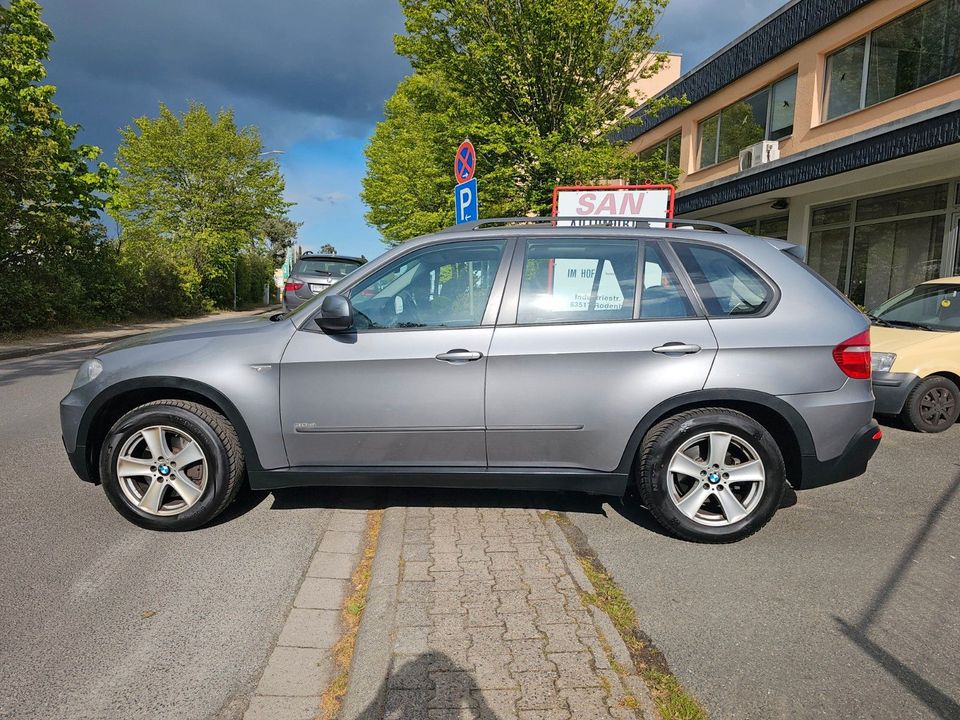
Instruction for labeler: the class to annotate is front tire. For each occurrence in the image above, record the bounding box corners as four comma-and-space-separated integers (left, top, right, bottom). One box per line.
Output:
635, 408, 785, 543
99, 400, 245, 530
900, 375, 959, 433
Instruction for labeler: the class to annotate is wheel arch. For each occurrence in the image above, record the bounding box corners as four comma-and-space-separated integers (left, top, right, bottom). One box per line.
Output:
615, 389, 815, 490
925, 370, 960, 388
79, 377, 263, 485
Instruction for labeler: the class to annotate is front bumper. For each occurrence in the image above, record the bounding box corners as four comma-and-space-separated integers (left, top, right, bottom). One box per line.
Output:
798, 420, 882, 489
871, 371, 919, 416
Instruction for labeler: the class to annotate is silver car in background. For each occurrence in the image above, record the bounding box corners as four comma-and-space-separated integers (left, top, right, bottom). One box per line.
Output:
282, 253, 364, 311
61, 217, 880, 542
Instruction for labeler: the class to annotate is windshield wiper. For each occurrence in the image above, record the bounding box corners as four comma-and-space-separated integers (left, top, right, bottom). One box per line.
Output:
883, 319, 939, 331
866, 313, 895, 327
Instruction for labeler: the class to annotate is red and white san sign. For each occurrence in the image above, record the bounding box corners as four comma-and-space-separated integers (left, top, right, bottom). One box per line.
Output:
552, 184, 675, 226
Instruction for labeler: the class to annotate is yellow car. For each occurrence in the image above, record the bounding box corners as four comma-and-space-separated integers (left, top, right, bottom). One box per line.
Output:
869, 277, 960, 432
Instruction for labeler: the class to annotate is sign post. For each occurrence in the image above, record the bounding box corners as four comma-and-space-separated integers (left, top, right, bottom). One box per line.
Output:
454, 140, 478, 225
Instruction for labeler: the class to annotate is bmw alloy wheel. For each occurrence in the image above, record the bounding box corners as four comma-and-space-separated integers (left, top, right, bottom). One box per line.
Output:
666, 431, 766, 526
115, 425, 208, 516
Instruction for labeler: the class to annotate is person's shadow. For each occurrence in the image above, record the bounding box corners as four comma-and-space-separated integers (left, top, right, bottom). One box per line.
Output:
347, 651, 502, 720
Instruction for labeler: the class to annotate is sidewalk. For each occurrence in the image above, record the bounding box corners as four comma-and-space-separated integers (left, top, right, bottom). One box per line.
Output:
0, 305, 281, 361
339, 505, 657, 720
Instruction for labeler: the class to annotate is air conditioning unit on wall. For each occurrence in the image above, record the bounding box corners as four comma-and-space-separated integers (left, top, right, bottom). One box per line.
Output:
738, 140, 780, 171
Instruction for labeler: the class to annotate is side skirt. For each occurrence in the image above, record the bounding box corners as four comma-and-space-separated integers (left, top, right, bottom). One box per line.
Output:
248, 466, 629, 496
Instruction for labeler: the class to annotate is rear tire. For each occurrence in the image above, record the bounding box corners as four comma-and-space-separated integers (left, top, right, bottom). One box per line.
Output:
900, 375, 959, 433
635, 407, 785, 543
99, 400, 245, 531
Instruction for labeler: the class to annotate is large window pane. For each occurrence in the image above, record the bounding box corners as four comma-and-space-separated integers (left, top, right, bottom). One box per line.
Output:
768, 74, 797, 140
517, 240, 638, 324
718, 90, 767, 162
812, 204, 851, 227
855, 184, 948, 221
666, 132, 681, 167
825, 38, 865, 120
866, 0, 960, 106
758, 216, 789, 239
849, 215, 945, 308
638, 244, 696, 318
673, 243, 772, 316
698, 115, 720, 168
807, 227, 850, 292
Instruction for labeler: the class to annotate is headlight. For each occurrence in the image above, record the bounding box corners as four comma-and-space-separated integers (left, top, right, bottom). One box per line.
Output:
870, 352, 897, 373
71, 358, 103, 389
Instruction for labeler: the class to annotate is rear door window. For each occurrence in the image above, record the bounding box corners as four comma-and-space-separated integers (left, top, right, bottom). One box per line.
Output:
517, 239, 638, 324
638, 244, 697, 318
672, 242, 773, 316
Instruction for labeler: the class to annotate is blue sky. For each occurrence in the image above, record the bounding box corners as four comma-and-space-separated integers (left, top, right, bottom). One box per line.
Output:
40, 0, 787, 260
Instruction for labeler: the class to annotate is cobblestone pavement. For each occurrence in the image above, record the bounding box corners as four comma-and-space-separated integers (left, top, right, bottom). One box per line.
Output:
380, 506, 643, 720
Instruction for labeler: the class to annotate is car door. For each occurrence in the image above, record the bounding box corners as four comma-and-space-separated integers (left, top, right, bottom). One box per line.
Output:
485, 237, 718, 472
280, 238, 511, 467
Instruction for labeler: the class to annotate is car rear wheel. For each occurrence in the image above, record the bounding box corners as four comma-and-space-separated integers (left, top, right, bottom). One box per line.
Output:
99, 400, 245, 530
901, 375, 959, 433
635, 408, 786, 543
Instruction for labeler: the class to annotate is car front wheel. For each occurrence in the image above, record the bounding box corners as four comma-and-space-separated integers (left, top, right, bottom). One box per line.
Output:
900, 375, 959, 433
99, 400, 245, 530
635, 408, 786, 543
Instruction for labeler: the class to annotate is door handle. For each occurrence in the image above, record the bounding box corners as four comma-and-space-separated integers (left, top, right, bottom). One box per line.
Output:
435, 349, 483, 363
652, 342, 702, 355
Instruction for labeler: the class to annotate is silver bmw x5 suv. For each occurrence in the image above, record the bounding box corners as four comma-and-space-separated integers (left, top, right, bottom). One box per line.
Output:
61, 217, 881, 542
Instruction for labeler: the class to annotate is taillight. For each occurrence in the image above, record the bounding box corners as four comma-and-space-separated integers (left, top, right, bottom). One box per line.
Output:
284, 281, 303, 292
833, 329, 871, 379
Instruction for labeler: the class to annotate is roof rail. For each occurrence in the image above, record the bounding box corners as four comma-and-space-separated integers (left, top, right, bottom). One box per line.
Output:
441, 216, 745, 234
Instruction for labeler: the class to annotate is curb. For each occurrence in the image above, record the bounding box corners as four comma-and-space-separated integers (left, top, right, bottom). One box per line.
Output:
340, 505, 406, 720
0, 306, 280, 362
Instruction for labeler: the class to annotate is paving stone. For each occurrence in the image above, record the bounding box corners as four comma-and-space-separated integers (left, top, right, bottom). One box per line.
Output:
508, 638, 550, 673
466, 603, 503, 627
472, 656, 519, 690
520, 559, 556, 579
429, 671, 479, 708
503, 612, 542, 640
513, 542, 544, 560
255, 646, 331, 696
395, 625, 430, 655
531, 600, 574, 626
432, 535, 460, 553
458, 561, 493, 580
497, 589, 530, 615
277, 609, 340, 649
242, 695, 318, 720
403, 543, 432, 561
582, 636, 611, 670
559, 688, 613, 719
327, 510, 368, 532
526, 578, 560, 600
306, 551, 355, 580
543, 623, 585, 653
484, 536, 515, 552
396, 601, 433, 627
514, 671, 561, 711
492, 570, 526, 591
430, 590, 467, 615
431, 553, 462, 572
428, 709, 476, 720
550, 651, 601, 688
407, 506, 431, 518
294, 577, 349, 610
318, 530, 363, 555
473, 689, 521, 720
398, 581, 434, 604
431, 570, 467, 592
404, 528, 431, 544
457, 542, 488, 562
405, 514, 431, 530
403, 560, 433, 582
388, 656, 433, 689
385, 687, 432, 719
518, 711, 572, 720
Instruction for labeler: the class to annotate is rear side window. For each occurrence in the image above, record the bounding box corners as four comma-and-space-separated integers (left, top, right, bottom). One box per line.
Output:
672, 242, 773, 316
517, 239, 638, 324
638, 244, 696, 319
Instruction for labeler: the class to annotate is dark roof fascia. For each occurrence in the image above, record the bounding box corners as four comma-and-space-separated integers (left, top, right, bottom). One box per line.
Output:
674, 101, 960, 214
614, 0, 874, 144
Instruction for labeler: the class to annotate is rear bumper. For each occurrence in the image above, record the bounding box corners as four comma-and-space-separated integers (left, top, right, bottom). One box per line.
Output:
871, 372, 919, 416
798, 420, 881, 489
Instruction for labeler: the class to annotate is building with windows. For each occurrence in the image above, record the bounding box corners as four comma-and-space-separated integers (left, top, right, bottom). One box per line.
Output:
621, 0, 960, 308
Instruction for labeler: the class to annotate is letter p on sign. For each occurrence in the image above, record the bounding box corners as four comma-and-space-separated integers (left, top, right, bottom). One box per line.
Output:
455, 178, 478, 225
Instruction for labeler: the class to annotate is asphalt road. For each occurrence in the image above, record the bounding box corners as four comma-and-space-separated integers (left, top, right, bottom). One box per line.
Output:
0, 346, 334, 720
567, 422, 960, 720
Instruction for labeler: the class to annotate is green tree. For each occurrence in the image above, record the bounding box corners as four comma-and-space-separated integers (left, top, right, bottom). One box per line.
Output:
259, 215, 301, 266
319, 243, 337, 254
0, 0, 116, 330
112, 103, 290, 312
363, 0, 677, 245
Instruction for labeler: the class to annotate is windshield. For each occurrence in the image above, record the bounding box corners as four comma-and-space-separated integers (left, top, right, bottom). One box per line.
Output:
870, 283, 960, 332
295, 258, 360, 277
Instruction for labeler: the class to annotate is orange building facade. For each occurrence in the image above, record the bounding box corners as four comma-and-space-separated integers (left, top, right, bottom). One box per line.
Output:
623, 0, 960, 308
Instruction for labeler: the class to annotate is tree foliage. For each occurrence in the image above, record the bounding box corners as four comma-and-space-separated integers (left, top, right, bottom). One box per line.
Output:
112, 104, 291, 313
363, 0, 680, 245
0, 0, 117, 330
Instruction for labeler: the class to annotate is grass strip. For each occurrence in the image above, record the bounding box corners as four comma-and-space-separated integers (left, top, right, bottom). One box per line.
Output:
546, 512, 707, 720
317, 509, 384, 720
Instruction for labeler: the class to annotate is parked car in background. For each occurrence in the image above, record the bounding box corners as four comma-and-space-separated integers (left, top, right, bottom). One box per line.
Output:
869, 277, 960, 432
283, 253, 364, 311
61, 217, 881, 542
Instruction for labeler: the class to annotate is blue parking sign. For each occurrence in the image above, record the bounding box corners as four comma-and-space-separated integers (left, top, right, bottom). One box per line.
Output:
454, 178, 478, 225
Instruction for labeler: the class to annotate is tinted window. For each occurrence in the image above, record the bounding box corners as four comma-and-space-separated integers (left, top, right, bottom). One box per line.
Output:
517, 239, 637, 324
872, 283, 960, 331
638, 244, 696, 319
673, 243, 773, 316
349, 241, 505, 330
296, 258, 361, 277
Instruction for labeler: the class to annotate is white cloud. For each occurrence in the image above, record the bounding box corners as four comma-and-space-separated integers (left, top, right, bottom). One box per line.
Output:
314, 191, 351, 205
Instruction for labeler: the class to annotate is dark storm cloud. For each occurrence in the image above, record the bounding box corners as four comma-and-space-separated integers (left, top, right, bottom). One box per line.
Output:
38, 0, 409, 153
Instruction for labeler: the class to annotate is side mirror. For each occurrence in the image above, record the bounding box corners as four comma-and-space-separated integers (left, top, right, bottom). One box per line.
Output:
315, 295, 354, 333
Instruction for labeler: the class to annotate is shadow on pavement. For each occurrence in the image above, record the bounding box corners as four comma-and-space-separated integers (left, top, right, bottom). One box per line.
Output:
349, 651, 501, 720
0, 346, 97, 387
833, 471, 960, 719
